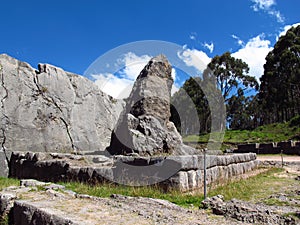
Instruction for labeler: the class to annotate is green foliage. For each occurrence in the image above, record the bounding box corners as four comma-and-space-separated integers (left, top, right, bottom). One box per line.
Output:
0, 177, 19, 191
289, 115, 300, 127
171, 52, 259, 134
61, 168, 297, 210
227, 90, 259, 130
204, 52, 258, 101
184, 118, 300, 144
0, 170, 295, 211
171, 77, 211, 135
0, 215, 9, 225
61, 182, 204, 208
208, 168, 287, 202
259, 25, 300, 124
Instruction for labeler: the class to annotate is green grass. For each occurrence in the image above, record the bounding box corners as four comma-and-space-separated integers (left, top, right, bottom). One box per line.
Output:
208, 167, 297, 202
0, 177, 19, 191
183, 121, 300, 145
0, 177, 19, 225
61, 181, 204, 208
0, 215, 9, 225
0, 168, 296, 209
61, 168, 295, 208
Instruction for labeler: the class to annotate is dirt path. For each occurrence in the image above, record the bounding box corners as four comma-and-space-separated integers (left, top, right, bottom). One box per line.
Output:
257, 155, 300, 162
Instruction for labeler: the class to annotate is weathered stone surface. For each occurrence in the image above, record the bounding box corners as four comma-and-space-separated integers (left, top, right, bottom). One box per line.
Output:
0, 54, 123, 153
10, 152, 258, 192
202, 195, 297, 224
0, 192, 16, 218
0, 151, 8, 177
108, 55, 196, 156
13, 200, 75, 225
2, 182, 250, 225
0, 54, 124, 176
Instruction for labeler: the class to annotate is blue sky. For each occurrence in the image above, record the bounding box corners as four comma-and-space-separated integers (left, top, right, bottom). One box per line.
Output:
1, 0, 299, 98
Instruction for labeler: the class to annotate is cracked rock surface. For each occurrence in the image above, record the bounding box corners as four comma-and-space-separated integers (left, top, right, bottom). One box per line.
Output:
108, 55, 197, 156
0, 54, 124, 176
0, 180, 250, 225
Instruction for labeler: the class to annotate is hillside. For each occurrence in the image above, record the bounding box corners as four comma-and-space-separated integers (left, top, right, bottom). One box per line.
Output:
183, 116, 300, 146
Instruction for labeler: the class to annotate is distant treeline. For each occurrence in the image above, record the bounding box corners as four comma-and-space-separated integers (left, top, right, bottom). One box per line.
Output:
171, 25, 300, 135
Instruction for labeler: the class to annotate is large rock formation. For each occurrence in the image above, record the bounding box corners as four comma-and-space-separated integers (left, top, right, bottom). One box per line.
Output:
108, 55, 196, 156
0, 54, 123, 176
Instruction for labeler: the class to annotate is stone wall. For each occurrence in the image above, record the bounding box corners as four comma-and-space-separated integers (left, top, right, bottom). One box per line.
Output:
164, 153, 258, 192
9, 151, 258, 192
236, 141, 300, 155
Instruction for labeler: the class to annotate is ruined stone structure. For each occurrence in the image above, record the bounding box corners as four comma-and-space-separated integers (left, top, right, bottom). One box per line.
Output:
107, 55, 196, 156
236, 141, 300, 155
1, 54, 259, 194
9, 151, 258, 192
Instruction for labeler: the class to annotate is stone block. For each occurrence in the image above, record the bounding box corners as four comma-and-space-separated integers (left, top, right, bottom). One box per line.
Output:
177, 171, 189, 192
0, 192, 16, 217
13, 201, 73, 225
187, 170, 197, 190
277, 141, 293, 149
0, 151, 9, 177
237, 143, 259, 153
258, 143, 277, 154
165, 155, 200, 170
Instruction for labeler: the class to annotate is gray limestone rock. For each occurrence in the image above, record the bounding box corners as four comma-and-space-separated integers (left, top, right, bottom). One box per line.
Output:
202, 195, 297, 224
0, 151, 9, 177
108, 55, 196, 156
0, 54, 124, 176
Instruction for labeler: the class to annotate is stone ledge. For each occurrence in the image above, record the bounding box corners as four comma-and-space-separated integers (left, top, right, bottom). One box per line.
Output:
9, 151, 258, 192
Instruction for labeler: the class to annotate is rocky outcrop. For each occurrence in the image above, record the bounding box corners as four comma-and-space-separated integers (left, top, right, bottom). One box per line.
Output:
0, 54, 124, 176
108, 55, 196, 156
0, 179, 253, 225
202, 195, 298, 224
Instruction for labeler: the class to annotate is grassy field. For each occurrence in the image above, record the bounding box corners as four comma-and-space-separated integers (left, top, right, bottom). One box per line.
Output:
183, 119, 300, 145
57, 168, 300, 208
0, 177, 19, 190
208, 167, 296, 202
0, 167, 297, 209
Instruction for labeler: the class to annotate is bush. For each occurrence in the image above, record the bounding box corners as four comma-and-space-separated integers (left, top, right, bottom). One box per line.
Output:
289, 115, 300, 127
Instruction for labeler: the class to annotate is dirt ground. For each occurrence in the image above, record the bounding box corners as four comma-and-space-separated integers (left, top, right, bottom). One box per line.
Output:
257, 155, 300, 162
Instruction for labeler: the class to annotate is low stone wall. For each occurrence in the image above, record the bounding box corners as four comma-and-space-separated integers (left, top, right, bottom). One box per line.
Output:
9, 152, 258, 192
236, 141, 300, 155
164, 154, 258, 192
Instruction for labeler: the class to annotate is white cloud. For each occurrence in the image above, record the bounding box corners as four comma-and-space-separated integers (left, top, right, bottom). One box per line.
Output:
177, 47, 211, 73
278, 23, 300, 39
203, 42, 214, 53
251, 0, 275, 11
171, 84, 179, 96
189, 32, 197, 40
232, 34, 273, 82
92, 52, 151, 99
92, 73, 133, 99
118, 52, 151, 80
190, 35, 196, 40
250, 0, 284, 23
171, 68, 176, 81
231, 34, 245, 46
93, 52, 179, 98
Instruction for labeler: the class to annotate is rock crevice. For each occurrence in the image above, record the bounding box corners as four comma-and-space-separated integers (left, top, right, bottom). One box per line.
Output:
33, 67, 76, 151
0, 63, 10, 169
0, 54, 124, 177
